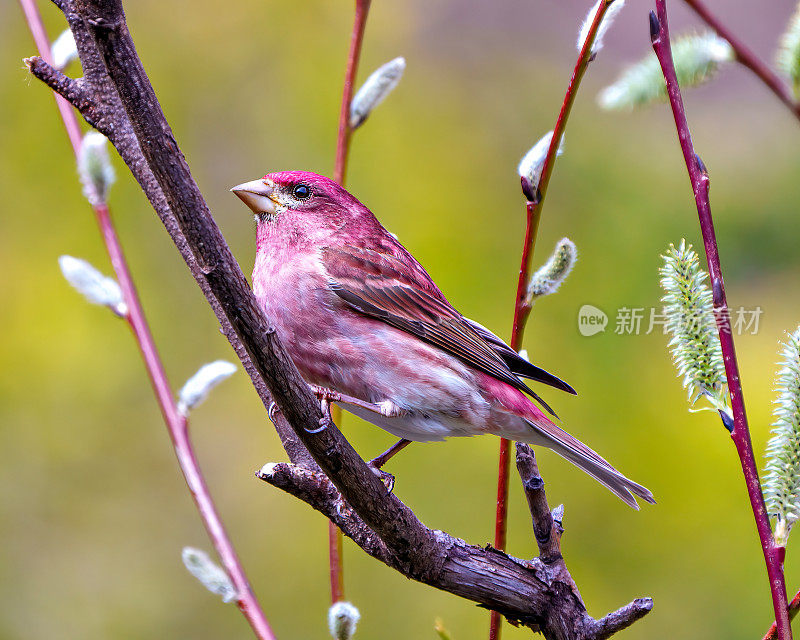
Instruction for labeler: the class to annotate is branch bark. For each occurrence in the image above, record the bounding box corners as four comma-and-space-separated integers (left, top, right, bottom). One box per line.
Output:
25, 1, 653, 637
257, 461, 652, 639
515, 443, 564, 565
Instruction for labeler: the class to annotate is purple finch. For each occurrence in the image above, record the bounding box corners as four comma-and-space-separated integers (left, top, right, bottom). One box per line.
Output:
232, 171, 654, 508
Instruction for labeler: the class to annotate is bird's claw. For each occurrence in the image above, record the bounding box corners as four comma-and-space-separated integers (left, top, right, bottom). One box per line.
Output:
267, 401, 281, 423
370, 465, 396, 493
305, 396, 331, 434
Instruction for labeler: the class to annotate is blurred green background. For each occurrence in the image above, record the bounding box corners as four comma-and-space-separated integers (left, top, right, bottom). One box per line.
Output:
3, 0, 800, 638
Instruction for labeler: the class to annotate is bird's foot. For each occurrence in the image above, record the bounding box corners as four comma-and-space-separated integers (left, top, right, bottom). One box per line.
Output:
366, 438, 412, 493
305, 395, 331, 434
267, 401, 281, 424
369, 465, 396, 493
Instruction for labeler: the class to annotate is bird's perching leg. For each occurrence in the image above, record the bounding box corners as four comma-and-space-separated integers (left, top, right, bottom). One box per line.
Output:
308, 385, 406, 418
370, 438, 412, 469
309, 385, 412, 491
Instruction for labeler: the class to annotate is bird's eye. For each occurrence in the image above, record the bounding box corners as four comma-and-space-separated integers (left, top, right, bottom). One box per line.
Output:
292, 183, 311, 201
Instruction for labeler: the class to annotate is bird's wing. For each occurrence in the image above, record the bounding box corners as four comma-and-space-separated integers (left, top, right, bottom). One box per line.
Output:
322, 245, 568, 415
463, 318, 576, 394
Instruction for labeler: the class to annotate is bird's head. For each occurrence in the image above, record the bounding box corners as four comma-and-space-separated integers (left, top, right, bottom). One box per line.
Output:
231, 170, 360, 225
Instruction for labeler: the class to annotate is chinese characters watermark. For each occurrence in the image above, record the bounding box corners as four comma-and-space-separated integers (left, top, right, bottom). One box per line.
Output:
577, 305, 763, 336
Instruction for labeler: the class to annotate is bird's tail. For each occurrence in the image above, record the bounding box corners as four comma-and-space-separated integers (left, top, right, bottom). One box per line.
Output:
520, 418, 655, 510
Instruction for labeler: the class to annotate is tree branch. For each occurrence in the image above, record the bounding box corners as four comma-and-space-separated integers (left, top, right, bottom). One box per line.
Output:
491, 3, 618, 637
515, 443, 563, 564
24, 0, 653, 636
20, 2, 277, 637
257, 459, 651, 640
680, 0, 800, 122
258, 462, 396, 567
327, 0, 373, 604
24, 57, 92, 117
650, 2, 791, 639
764, 590, 800, 640
588, 599, 654, 640
28, 0, 314, 468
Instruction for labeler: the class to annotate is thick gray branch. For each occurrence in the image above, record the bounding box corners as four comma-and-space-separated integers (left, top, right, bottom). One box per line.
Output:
258, 461, 652, 640
25, 57, 91, 112
41, 0, 313, 467
588, 599, 654, 640
258, 462, 396, 566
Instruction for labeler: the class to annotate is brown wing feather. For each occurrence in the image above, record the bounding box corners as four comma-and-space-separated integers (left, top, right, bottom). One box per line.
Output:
322, 245, 560, 416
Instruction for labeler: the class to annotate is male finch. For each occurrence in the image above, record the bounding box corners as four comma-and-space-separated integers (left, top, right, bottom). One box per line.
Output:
232, 171, 654, 508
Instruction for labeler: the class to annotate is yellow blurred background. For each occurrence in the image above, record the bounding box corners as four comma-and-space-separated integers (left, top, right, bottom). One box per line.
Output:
3, 0, 800, 638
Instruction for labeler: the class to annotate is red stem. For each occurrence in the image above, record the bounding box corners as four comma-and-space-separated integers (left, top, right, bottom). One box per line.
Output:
489, 4, 612, 639
18, 0, 82, 152
334, 0, 371, 186
765, 590, 800, 640
681, 0, 800, 122
651, 3, 791, 639
328, 522, 345, 603
328, 0, 372, 605
19, 3, 276, 638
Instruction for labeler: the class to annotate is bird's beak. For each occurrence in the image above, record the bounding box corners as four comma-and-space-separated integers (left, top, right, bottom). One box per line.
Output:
230, 178, 277, 215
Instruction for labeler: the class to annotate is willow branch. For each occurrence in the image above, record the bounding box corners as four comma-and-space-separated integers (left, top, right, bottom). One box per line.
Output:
19, 2, 276, 638
490, 3, 618, 637
680, 0, 800, 122
334, 0, 371, 186
764, 590, 800, 640
327, 0, 373, 604
650, 2, 791, 639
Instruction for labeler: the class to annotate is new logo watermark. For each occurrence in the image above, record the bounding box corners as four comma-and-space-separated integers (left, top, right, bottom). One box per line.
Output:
578, 304, 608, 336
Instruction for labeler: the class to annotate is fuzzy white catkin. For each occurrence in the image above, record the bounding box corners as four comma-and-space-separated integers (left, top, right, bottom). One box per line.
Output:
577, 0, 625, 55
181, 547, 237, 603
659, 240, 728, 413
78, 131, 115, 206
51, 29, 78, 70
177, 360, 237, 415
328, 602, 360, 640
349, 57, 406, 129
58, 255, 127, 315
527, 238, 577, 300
763, 327, 800, 547
598, 32, 733, 110
777, 2, 800, 89
517, 131, 564, 192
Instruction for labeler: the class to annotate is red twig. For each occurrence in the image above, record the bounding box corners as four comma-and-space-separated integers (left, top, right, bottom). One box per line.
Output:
334, 0, 372, 186
18, 0, 81, 150
489, 3, 614, 639
650, 2, 791, 639
764, 590, 800, 640
681, 0, 800, 122
19, 2, 276, 638
328, 0, 373, 605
